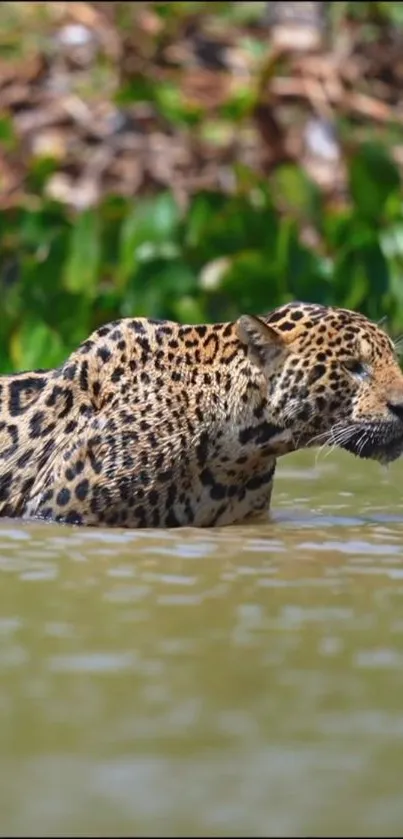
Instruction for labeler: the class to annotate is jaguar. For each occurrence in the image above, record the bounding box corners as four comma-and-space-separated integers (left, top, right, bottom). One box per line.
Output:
0, 301, 402, 528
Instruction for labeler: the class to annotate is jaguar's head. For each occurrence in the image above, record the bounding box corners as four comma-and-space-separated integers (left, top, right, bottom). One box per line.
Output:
238, 302, 403, 464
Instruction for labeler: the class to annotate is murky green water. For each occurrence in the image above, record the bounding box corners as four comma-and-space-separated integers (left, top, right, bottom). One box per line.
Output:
1, 451, 403, 837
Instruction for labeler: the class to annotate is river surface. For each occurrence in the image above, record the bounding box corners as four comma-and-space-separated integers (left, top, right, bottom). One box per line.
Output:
1, 450, 403, 837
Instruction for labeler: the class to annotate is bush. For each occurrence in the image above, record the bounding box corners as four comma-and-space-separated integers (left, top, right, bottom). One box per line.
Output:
0, 2, 403, 371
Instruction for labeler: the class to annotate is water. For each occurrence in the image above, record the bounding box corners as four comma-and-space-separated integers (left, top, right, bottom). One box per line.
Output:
1, 450, 403, 837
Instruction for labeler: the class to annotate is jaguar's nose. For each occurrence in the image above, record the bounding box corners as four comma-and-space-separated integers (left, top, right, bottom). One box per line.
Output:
387, 399, 403, 423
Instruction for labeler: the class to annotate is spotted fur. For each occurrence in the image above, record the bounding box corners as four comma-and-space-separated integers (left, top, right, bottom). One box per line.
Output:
0, 302, 402, 529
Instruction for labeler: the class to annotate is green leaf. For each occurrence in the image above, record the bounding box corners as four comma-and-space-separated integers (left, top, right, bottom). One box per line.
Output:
123, 258, 197, 320
26, 156, 59, 193
11, 320, 65, 371
172, 296, 206, 324
322, 209, 355, 252
271, 164, 322, 226
155, 82, 202, 126
118, 192, 181, 288
64, 210, 101, 296
0, 116, 17, 151
218, 250, 284, 312
333, 236, 389, 317
348, 143, 401, 224
220, 86, 255, 121
185, 192, 279, 266
275, 218, 330, 302
114, 75, 155, 106
184, 192, 229, 251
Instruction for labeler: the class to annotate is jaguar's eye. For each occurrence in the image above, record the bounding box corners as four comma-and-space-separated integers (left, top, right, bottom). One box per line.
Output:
344, 359, 368, 378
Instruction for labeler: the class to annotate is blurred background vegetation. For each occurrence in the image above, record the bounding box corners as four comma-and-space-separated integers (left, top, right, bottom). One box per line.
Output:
0, 1, 403, 371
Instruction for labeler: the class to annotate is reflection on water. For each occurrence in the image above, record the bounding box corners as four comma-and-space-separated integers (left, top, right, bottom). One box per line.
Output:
1, 450, 403, 837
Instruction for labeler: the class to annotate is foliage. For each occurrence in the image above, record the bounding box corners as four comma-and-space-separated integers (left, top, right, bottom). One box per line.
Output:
0, 2, 403, 371
1, 143, 402, 372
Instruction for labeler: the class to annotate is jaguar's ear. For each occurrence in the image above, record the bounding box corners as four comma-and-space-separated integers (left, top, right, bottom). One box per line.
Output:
236, 315, 288, 368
